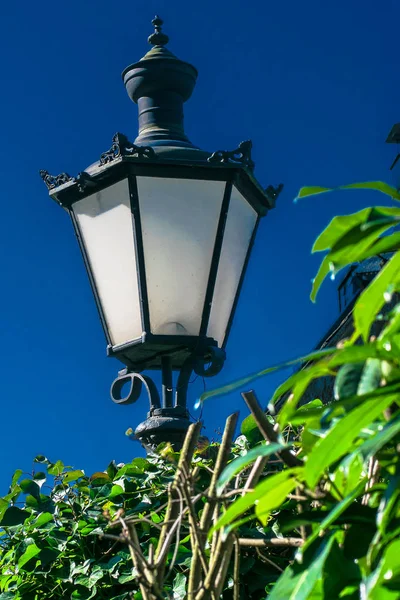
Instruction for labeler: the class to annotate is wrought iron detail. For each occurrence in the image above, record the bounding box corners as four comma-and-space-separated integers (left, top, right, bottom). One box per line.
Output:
265, 183, 284, 203
76, 171, 97, 194
40, 170, 74, 191
110, 345, 225, 453
99, 132, 155, 166
207, 140, 255, 170
148, 15, 169, 47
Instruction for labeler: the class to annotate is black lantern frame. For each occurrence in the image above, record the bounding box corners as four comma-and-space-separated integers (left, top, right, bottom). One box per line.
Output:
40, 16, 282, 451
42, 138, 276, 373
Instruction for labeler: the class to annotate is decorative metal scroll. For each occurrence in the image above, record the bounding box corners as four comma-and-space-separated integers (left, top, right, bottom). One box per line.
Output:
39, 170, 74, 191
99, 132, 156, 166
265, 183, 284, 203
76, 171, 97, 194
207, 140, 255, 170
110, 372, 161, 410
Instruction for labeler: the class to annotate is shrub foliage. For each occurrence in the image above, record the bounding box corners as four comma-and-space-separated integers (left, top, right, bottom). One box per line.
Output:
2, 181, 400, 599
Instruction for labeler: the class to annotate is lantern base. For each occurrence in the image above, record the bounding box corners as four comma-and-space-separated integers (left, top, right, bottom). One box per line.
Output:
110, 345, 226, 453
135, 408, 191, 453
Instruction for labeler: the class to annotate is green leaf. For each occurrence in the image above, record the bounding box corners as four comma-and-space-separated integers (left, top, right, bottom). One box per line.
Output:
376, 468, 400, 535
311, 255, 335, 302
313, 206, 400, 253
71, 587, 98, 600
63, 470, 85, 483
357, 414, 400, 462
334, 362, 365, 400
311, 212, 400, 301
364, 539, 400, 599
304, 392, 398, 488
108, 485, 124, 499
268, 534, 339, 600
173, 572, 187, 600
296, 181, 400, 203
255, 476, 299, 525
33, 472, 46, 487
240, 414, 263, 444
89, 472, 110, 482
19, 479, 40, 499
356, 359, 382, 395
277, 363, 333, 428
299, 481, 366, 555
0, 507, 30, 527
10, 470, 22, 489
115, 458, 150, 477
34, 512, 54, 528
18, 543, 41, 569
47, 460, 64, 476
199, 347, 335, 405
0, 499, 8, 522
210, 468, 302, 536
288, 399, 324, 425
216, 443, 285, 495
34, 455, 48, 464
354, 251, 400, 341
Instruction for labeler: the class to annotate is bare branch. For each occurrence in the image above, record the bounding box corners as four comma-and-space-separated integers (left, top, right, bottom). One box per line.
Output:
241, 390, 303, 467
238, 537, 303, 548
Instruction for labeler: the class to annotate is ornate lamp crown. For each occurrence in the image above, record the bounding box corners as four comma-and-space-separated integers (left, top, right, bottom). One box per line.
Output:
148, 15, 169, 46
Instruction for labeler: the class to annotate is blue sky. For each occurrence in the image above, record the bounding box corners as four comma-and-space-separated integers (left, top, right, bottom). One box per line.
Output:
0, 0, 399, 491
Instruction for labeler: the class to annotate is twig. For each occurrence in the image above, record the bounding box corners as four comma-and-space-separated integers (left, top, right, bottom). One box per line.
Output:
243, 455, 269, 495
188, 413, 239, 599
238, 537, 303, 548
256, 548, 284, 573
156, 421, 202, 586
362, 457, 380, 505
241, 391, 303, 467
233, 538, 240, 600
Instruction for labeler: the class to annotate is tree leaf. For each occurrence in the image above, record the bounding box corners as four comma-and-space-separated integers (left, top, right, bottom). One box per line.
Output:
364, 539, 400, 599
63, 470, 85, 483
255, 477, 299, 525
18, 543, 41, 569
334, 362, 365, 400
47, 460, 64, 476
296, 181, 400, 203
356, 414, 400, 463
240, 414, 263, 444
299, 481, 366, 555
19, 479, 40, 499
304, 393, 398, 489
199, 347, 336, 405
173, 572, 187, 600
34, 455, 48, 464
354, 251, 400, 341
33, 472, 46, 487
34, 512, 54, 528
268, 534, 339, 600
216, 443, 285, 496
0, 506, 30, 527
310, 255, 333, 302
313, 206, 400, 253
210, 469, 302, 536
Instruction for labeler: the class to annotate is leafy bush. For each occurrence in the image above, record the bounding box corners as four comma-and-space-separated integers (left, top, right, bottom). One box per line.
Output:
2, 181, 400, 599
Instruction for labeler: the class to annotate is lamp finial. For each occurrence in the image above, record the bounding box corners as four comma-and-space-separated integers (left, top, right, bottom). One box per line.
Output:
148, 15, 169, 47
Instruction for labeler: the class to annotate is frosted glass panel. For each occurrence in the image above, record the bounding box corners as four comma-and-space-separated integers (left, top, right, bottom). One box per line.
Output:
137, 177, 225, 336
208, 187, 257, 346
73, 178, 142, 346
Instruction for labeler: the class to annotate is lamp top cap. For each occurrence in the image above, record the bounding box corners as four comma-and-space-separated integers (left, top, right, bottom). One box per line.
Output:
148, 15, 169, 47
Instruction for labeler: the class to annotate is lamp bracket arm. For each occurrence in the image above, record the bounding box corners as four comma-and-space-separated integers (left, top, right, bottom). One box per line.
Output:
110, 371, 161, 412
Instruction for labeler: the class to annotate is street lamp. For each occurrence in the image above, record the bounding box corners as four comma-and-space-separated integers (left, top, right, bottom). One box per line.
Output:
40, 17, 282, 451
